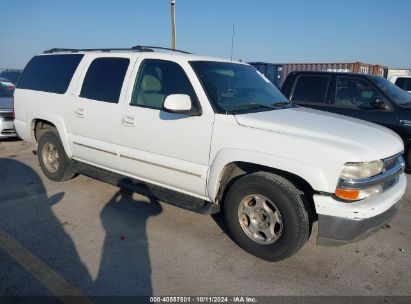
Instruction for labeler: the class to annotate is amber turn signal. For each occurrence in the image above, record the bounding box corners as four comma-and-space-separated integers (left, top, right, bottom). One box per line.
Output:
335, 188, 360, 201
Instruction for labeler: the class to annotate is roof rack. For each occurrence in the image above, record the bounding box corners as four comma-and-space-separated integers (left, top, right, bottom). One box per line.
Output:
43, 45, 191, 54
132, 45, 191, 54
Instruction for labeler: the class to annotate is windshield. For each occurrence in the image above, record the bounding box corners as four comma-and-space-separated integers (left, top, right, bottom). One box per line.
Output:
369, 75, 411, 104
190, 61, 289, 113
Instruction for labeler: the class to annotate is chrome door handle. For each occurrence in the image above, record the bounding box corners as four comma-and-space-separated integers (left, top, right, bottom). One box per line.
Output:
74, 108, 85, 118
122, 115, 136, 127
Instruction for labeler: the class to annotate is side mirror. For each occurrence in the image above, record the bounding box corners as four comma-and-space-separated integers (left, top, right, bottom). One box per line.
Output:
163, 94, 201, 116
371, 96, 388, 109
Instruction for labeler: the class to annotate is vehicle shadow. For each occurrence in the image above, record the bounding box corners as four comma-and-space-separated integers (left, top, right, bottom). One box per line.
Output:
0, 137, 21, 143
0, 158, 93, 296
0, 159, 162, 296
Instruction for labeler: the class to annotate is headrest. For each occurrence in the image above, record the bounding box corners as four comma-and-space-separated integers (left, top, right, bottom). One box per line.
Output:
141, 74, 161, 91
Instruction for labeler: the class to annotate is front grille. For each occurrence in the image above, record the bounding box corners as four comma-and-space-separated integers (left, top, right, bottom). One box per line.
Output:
1, 129, 16, 135
382, 175, 399, 190
380, 154, 404, 191
0, 112, 13, 120
383, 154, 402, 172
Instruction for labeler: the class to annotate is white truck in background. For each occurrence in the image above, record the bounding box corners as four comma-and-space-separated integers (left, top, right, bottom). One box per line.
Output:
387, 68, 410, 79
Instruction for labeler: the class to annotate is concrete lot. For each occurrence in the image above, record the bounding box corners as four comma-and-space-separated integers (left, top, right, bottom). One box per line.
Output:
0, 139, 410, 297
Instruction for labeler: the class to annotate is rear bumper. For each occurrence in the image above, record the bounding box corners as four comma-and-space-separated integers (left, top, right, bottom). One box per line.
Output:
0, 117, 16, 138
314, 173, 406, 246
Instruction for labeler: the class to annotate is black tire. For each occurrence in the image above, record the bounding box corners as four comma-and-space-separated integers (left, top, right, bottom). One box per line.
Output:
37, 129, 75, 181
406, 147, 411, 171
224, 172, 312, 261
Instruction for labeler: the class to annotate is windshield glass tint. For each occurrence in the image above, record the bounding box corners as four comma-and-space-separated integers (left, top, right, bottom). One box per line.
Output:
190, 61, 289, 112
370, 75, 411, 104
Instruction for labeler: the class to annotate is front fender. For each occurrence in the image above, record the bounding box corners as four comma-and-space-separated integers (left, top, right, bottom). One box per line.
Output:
207, 148, 330, 202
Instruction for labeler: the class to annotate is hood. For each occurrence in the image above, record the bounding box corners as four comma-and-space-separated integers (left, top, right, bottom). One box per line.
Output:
234, 107, 403, 160
0, 97, 13, 110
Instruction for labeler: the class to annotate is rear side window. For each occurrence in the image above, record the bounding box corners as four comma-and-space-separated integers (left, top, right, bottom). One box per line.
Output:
395, 77, 411, 91
17, 55, 83, 94
80, 57, 130, 103
291, 75, 330, 104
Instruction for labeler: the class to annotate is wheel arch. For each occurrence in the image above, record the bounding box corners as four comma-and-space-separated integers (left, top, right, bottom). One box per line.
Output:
29, 114, 72, 158
207, 149, 329, 210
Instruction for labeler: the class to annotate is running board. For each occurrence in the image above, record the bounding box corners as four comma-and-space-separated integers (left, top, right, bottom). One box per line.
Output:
72, 160, 219, 215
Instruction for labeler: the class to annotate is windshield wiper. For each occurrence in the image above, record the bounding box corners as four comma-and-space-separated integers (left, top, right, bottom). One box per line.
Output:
271, 101, 291, 106
236, 103, 276, 110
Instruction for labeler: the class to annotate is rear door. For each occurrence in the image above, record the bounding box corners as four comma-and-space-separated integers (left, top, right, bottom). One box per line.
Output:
68, 55, 135, 170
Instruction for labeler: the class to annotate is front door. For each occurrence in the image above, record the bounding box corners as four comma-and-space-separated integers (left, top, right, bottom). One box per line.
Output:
327, 76, 397, 130
118, 58, 214, 198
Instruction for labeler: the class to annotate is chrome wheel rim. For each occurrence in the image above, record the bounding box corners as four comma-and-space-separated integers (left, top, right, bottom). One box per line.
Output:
42, 143, 59, 173
238, 194, 283, 245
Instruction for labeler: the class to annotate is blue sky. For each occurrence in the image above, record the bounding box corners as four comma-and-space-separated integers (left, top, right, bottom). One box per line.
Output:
1, 0, 410, 69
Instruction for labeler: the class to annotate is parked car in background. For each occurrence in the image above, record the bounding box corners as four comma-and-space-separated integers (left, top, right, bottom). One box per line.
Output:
250, 62, 388, 89
281, 71, 411, 167
0, 77, 16, 138
0, 69, 22, 85
390, 75, 411, 93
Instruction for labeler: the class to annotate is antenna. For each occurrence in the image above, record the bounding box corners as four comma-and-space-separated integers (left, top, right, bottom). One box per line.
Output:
227, 24, 235, 116
230, 24, 235, 62
171, 0, 176, 50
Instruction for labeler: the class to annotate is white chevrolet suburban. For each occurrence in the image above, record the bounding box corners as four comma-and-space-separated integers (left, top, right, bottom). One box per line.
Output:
14, 46, 406, 261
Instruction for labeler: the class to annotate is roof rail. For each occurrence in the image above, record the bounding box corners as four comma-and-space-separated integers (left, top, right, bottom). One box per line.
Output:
43, 45, 191, 54
131, 45, 191, 54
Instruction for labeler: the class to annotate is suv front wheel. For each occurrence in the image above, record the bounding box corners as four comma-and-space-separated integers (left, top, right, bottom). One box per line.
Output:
37, 130, 75, 181
224, 172, 312, 261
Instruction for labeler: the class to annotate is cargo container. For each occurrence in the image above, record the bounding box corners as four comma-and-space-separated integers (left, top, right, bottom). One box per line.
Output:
248, 62, 282, 88
279, 62, 388, 86
250, 62, 388, 87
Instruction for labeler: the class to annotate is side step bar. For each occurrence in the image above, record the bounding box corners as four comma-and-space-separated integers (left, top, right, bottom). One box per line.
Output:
72, 160, 220, 215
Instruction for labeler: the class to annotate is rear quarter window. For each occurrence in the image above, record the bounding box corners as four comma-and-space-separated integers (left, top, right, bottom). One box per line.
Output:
17, 54, 84, 94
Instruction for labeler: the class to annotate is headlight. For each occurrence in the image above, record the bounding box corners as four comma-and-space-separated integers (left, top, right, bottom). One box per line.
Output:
336, 160, 384, 201
340, 160, 383, 179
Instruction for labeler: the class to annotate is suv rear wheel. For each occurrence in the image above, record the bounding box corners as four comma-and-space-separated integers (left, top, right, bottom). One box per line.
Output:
37, 130, 75, 181
224, 172, 312, 261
